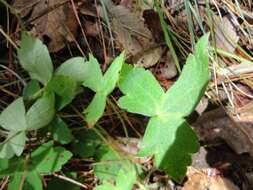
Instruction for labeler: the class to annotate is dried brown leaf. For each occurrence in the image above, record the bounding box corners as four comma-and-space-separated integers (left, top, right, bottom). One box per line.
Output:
103, 0, 152, 55
14, 0, 78, 52
182, 167, 239, 190
214, 16, 239, 53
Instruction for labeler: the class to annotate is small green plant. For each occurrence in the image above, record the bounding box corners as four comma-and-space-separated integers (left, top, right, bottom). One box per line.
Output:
0, 32, 209, 189
81, 53, 124, 126
118, 34, 209, 181
0, 141, 72, 189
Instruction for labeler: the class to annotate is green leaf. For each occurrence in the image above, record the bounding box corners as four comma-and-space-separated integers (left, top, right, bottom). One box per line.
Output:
23, 171, 42, 190
26, 93, 55, 130
115, 165, 137, 190
102, 52, 125, 94
1, 142, 71, 189
118, 63, 133, 83
94, 144, 135, 182
51, 117, 74, 144
195, 34, 209, 66
82, 54, 103, 92
22, 80, 41, 100
0, 141, 14, 159
94, 144, 122, 181
0, 131, 26, 159
17, 32, 53, 85
56, 57, 87, 83
0, 158, 9, 170
95, 183, 118, 190
118, 34, 209, 181
8, 171, 42, 190
0, 97, 27, 131
118, 66, 164, 117
138, 117, 199, 181
71, 129, 101, 158
46, 75, 77, 110
82, 52, 125, 126
8, 131, 26, 157
30, 141, 72, 173
160, 34, 209, 117
8, 171, 23, 190
94, 144, 137, 190
83, 93, 106, 126
0, 157, 24, 177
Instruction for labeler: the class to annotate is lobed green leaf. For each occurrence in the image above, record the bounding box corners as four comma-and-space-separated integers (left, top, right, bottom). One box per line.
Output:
94, 144, 137, 190
46, 75, 77, 110
118, 66, 164, 117
102, 51, 125, 94
138, 117, 199, 181
160, 34, 209, 117
118, 34, 209, 181
82, 52, 125, 126
8, 171, 42, 190
82, 54, 103, 92
31, 141, 72, 173
83, 93, 106, 127
51, 117, 74, 144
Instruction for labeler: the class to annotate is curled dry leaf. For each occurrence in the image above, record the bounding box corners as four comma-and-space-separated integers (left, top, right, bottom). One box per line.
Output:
182, 167, 239, 190
14, 0, 78, 52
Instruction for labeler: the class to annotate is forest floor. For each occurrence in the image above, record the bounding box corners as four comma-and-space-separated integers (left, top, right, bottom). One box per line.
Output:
0, 0, 253, 190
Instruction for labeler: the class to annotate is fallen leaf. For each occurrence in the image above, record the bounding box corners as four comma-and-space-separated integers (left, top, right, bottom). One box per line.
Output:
101, 1, 166, 68
214, 16, 239, 53
182, 167, 239, 190
13, 0, 40, 17
143, 9, 164, 44
84, 21, 100, 37
14, 0, 78, 52
159, 51, 177, 79
102, 0, 153, 55
134, 47, 163, 68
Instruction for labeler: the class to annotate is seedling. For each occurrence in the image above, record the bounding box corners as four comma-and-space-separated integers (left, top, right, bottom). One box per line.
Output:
118, 34, 209, 181
0, 33, 209, 189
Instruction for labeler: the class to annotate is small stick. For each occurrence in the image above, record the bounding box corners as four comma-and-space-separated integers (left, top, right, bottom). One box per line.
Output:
52, 173, 88, 189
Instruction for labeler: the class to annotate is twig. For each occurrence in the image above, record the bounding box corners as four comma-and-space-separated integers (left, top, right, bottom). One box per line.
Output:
53, 173, 88, 189
0, 28, 18, 49
0, 176, 9, 190
69, 0, 92, 54
0, 64, 27, 86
